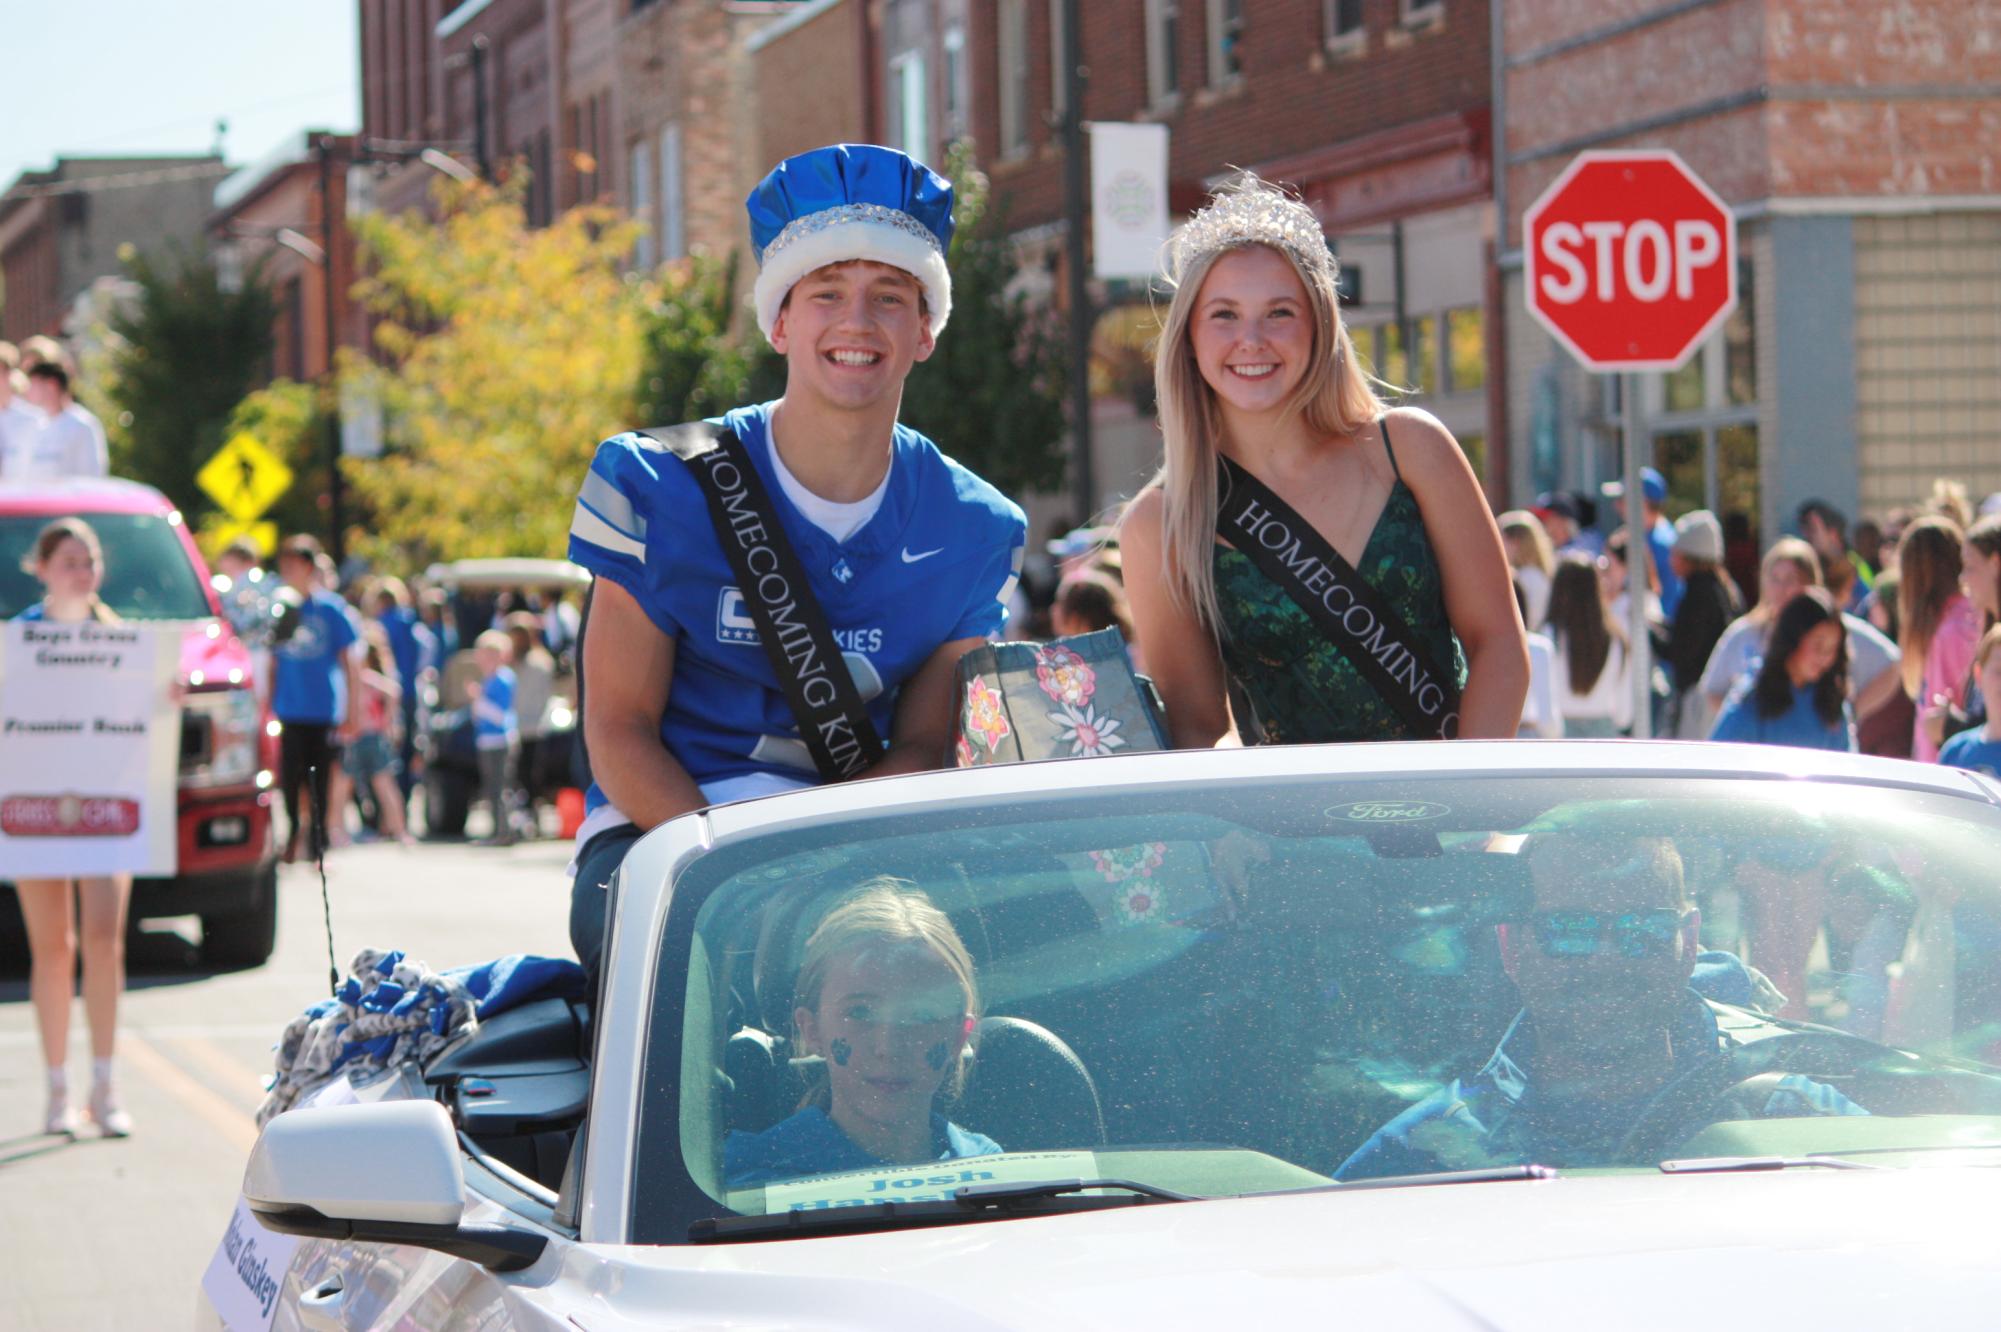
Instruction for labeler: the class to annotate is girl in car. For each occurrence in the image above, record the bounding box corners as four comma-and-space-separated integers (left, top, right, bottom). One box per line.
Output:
1709, 587, 1856, 752
724, 880, 1000, 1187
13, 518, 135, 1136
1119, 175, 1526, 747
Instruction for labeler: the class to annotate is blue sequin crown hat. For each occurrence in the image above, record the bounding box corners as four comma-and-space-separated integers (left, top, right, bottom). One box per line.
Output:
745, 144, 955, 346
1164, 172, 1337, 290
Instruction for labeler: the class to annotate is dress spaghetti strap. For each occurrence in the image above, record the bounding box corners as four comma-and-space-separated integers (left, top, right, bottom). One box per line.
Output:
1379, 416, 1402, 482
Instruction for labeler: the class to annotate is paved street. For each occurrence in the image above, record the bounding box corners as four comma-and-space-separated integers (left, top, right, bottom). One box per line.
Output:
0, 837, 574, 1332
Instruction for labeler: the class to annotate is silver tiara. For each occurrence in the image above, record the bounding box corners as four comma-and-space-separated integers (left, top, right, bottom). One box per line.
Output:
1166, 179, 1336, 286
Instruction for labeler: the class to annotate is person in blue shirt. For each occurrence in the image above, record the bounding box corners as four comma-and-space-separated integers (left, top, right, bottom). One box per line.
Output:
1337, 833, 1864, 1180
1709, 586, 1856, 752
467, 630, 520, 846
368, 576, 437, 804
1938, 625, 2001, 777
726, 880, 1000, 1189
270, 535, 361, 863
565, 145, 1026, 978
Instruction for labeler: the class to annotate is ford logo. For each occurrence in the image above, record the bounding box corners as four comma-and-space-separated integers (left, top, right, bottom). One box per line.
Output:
1328, 800, 1450, 823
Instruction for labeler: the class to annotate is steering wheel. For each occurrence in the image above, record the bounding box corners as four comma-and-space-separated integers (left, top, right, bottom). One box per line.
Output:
1612, 1031, 1886, 1164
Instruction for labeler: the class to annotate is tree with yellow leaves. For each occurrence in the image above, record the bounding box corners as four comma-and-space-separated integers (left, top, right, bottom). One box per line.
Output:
341, 176, 652, 564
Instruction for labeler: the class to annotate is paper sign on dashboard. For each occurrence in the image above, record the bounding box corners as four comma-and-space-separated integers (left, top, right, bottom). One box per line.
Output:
758, 1150, 1103, 1212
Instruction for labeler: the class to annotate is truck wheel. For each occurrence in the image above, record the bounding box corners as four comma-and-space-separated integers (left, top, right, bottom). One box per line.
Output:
202, 864, 279, 969
426, 768, 471, 839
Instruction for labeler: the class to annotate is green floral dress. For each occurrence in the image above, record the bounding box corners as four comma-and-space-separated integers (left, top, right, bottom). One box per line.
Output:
1214, 477, 1467, 745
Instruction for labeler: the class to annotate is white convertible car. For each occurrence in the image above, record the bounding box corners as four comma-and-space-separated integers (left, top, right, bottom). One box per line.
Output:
205, 742, 2001, 1330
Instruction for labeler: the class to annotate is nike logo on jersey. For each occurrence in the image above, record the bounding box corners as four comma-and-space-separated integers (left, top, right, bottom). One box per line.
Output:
901, 547, 944, 564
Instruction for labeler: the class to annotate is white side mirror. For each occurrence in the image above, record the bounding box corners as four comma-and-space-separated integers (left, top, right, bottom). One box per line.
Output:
245, 1100, 466, 1227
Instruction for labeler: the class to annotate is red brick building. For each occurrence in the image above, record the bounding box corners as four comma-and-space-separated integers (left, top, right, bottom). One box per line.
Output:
1500, 0, 2001, 543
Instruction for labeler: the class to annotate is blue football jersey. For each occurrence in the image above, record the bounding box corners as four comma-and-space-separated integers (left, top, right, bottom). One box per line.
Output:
567, 402, 1025, 812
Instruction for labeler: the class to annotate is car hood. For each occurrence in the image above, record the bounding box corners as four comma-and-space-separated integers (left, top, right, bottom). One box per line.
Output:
553, 1169, 2001, 1330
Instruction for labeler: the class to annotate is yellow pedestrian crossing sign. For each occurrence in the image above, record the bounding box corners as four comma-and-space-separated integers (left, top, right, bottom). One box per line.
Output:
197, 433, 293, 524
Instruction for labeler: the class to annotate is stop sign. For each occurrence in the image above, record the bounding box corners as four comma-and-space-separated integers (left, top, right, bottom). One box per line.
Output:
1524, 150, 1737, 371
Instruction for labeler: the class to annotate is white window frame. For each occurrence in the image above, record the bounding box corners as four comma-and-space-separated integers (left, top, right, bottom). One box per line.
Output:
1323, 0, 1365, 51
942, 22, 969, 142
658, 124, 685, 261
1145, 0, 1181, 109
1206, 0, 1243, 90
628, 137, 655, 269
1400, 0, 1444, 28
889, 49, 931, 166
998, 0, 1030, 157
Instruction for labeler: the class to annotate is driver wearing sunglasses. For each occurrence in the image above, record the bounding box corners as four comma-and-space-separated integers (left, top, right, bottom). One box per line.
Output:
1336, 834, 1863, 1180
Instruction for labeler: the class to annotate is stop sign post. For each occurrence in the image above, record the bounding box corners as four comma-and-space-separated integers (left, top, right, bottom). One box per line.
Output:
1523, 150, 1738, 737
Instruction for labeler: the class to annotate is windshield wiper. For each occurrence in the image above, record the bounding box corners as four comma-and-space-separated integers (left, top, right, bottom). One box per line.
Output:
1658, 1154, 1888, 1174
689, 1177, 1192, 1243
1243, 1163, 1557, 1199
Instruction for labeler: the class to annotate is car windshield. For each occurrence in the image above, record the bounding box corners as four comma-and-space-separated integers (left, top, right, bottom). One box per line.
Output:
642, 772, 2001, 1242
0, 512, 214, 620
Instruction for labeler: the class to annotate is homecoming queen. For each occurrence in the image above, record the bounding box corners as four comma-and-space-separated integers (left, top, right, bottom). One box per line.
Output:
1121, 177, 1526, 746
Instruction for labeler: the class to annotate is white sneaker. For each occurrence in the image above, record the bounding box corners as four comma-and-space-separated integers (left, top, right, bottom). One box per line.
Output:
89, 1083, 133, 1138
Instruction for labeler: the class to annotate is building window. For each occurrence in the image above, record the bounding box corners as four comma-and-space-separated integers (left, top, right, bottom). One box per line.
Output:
1145, 0, 1181, 108
998, 0, 1030, 155
943, 23, 969, 143
628, 138, 655, 269
1207, 0, 1244, 88
1324, 0, 1364, 47
1412, 314, 1439, 397
1446, 306, 1484, 393
889, 50, 931, 166
1048, 0, 1068, 118
1401, 0, 1443, 26
658, 124, 685, 260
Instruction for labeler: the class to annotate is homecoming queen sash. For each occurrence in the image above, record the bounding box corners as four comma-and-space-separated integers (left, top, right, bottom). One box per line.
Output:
1216, 455, 1461, 739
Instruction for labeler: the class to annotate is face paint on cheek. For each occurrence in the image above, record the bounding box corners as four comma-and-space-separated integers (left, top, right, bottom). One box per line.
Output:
829, 1038, 851, 1067
926, 1042, 950, 1072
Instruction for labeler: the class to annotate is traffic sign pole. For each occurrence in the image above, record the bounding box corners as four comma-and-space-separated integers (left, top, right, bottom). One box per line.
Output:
1624, 373, 1651, 739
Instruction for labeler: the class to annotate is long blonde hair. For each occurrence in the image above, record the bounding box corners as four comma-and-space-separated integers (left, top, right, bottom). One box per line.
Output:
791, 878, 979, 1111
1146, 174, 1385, 632
1497, 511, 1556, 579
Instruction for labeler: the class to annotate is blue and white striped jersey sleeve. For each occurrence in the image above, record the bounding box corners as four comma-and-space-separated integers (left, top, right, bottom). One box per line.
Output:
568, 433, 681, 637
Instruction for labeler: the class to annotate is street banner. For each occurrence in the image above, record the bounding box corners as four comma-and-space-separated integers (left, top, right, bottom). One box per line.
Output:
1089, 122, 1170, 279
0, 621, 180, 877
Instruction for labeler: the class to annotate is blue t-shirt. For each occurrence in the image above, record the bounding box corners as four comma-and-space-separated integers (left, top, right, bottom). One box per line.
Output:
377, 606, 436, 699
272, 588, 359, 725
474, 664, 520, 748
473, 665, 517, 748
723, 1105, 1002, 1189
1648, 515, 1685, 619
1709, 679, 1855, 752
567, 402, 1026, 808
1939, 728, 2001, 778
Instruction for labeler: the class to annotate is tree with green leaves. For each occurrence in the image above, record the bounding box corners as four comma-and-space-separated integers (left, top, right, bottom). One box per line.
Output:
340, 176, 651, 565
99, 245, 277, 524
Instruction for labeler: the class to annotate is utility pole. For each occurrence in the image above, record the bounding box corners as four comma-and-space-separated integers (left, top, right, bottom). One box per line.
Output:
471, 35, 492, 181
316, 133, 347, 565
1060, 0, 1093, 527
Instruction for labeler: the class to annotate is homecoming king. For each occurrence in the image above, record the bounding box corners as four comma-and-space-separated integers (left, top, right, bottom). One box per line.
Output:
565, 145, 1026, 978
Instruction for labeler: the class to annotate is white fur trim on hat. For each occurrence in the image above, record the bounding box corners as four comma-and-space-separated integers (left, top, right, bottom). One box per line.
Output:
753, 216, 952, 347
